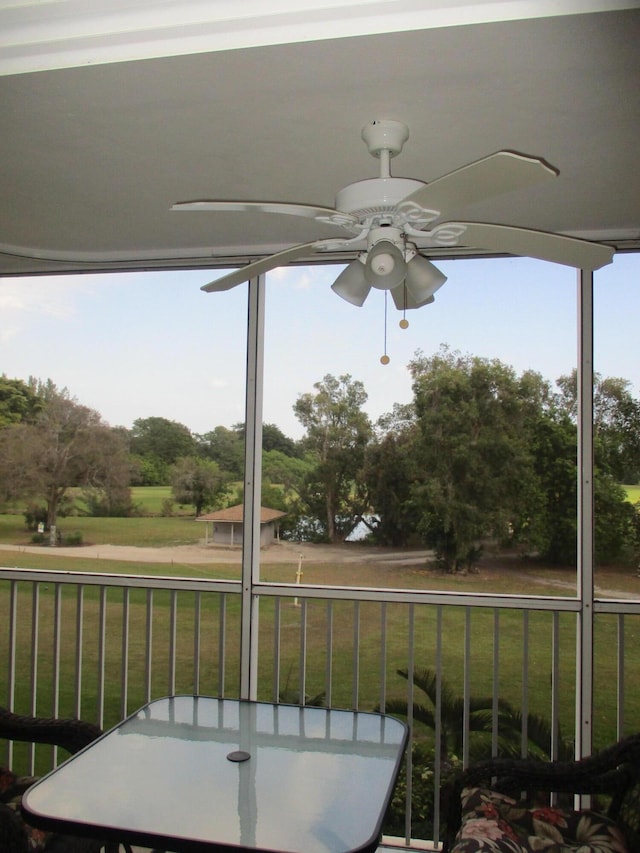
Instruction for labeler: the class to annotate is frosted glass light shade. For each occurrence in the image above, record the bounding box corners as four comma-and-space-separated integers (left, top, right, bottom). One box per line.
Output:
404, 254, 447, 304
331, 259, 371, 306
365, 240, 407, 290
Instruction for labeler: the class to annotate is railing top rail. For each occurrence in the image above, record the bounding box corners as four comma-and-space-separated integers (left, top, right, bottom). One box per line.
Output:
0, 566, 240, 593
256, 581, 582, 610
3, 567, 639, 613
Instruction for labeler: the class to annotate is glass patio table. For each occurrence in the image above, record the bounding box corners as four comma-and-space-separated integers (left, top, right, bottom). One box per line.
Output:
22, 695, 408, 853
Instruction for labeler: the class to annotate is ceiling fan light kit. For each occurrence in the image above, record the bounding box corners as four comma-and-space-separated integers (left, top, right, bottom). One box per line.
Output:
330, 256, 370, 306
365, 228, 407, 289
178, 118, 614, 310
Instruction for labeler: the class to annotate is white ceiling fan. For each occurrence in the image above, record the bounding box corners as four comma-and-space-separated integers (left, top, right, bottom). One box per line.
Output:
172, 120, 614, 309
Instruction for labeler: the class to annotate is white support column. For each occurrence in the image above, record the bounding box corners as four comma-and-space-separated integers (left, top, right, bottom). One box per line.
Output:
576, 268, 595, 759
239, 274, 265, 701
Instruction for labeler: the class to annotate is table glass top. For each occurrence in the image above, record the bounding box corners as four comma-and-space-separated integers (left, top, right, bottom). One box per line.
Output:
22, 696, 408, 853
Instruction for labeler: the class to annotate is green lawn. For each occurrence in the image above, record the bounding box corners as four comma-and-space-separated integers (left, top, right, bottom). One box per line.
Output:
625, 484, 640, 504
1, 483, 640, 767
130, 485, 195, 516
0, 511, 202, 547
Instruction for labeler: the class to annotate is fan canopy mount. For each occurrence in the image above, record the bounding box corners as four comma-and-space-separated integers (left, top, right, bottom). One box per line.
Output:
172, 119, 614, 308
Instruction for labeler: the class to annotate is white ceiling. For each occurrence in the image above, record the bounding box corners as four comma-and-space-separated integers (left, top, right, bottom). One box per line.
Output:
1, 0, 639, 276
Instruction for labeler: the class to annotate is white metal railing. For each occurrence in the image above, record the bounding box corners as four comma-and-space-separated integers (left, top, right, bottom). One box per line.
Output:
3, 565, 640, 848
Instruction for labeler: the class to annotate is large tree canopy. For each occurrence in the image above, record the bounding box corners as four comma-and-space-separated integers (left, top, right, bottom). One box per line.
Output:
0, 376, 42, 427
556, 371, 640, 484
294, 374, 372, 543
129, 416, 195, 484
0, 381, 130, 538
170, 456, 229, 516
406, 347, 544, 571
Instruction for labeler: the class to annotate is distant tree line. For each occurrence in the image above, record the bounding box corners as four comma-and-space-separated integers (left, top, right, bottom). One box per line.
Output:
1, 345, 639, 567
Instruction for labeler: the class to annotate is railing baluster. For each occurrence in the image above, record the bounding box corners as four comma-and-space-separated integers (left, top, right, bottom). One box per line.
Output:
52, 584, 62, 764
379, 602, 387, 713
121, 587, 130, 719
218, 593, 226, 697
193, 590, 201, 694
352, 601, 360, 710
273, 597, 281, 702
463, 606, 471, 768
145, 588, 153, 703
30, 584, 39, 718
7, 580, 18, 768
169, 589, 177, 695
404, 603, 415, 846
551, 611, 560, 762
52, 584, 61, 716
617, 614, 625, 738
74, 586, 84, 719
299, 599, 308, 704
97, 586, 107, 729
28, 583, 40, 774
433, 605, 443, 848
521, 610, 529, 756
492, 608, 500, 757
325, 600, 333, 708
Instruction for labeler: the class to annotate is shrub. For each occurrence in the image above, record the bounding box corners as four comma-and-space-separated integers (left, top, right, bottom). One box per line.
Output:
382, 742, 462, 840
24, 504, 47, 531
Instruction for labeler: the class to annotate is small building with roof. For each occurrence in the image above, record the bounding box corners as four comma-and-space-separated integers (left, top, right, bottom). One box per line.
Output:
197, 503, 287, 548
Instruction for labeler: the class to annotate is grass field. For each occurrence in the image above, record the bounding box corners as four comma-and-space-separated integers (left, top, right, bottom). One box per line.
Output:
625, 484, 640, 504
1, 484, 640, 767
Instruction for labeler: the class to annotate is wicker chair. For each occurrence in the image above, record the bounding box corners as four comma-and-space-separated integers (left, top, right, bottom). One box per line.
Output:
443, 733, 640, 852
0, 706, 107, 853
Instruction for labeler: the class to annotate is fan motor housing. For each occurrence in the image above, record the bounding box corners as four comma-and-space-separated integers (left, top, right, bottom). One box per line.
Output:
335, 177, 425, 224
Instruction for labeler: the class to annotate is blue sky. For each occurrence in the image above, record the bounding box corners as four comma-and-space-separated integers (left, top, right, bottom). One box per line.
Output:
1, 252, 638, 440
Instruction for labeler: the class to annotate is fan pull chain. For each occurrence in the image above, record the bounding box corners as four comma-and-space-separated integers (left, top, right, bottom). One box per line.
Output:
380, 291, 390, 365
399, 283, 409, 329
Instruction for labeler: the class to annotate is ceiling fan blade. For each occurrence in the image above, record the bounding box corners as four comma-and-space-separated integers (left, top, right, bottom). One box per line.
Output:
173, 200, 358, 228
400, 151, 557, 220
201, 242, 319, 292
430, 222, 614, 270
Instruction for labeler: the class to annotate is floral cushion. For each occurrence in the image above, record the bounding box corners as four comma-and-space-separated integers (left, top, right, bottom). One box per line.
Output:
451, 786, 629, 853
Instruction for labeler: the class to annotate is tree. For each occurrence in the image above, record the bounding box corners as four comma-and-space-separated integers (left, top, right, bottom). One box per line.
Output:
526, 409, 578, 564
293, 374, 372, 543
81, 427, 135, 517
408, 347, 541, 571
262, 449, 310, 497
170, 456, 229, 516
129, 417, 195, 484
364, 404, 421, 546
196, 425, 244, 479
262, 423, 301, 457
0, 376, 42, 427
530, 393, 640, 566
557, 371, 640, 484
0, 382, 131, 539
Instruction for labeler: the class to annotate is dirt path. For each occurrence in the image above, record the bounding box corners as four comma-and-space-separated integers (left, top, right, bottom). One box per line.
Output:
1, 542, 637, 599
0, 540, 433, 567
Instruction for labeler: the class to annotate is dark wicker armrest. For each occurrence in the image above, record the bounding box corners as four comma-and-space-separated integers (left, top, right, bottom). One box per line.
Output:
0, 707, 102, 756
442, 733, 640, 850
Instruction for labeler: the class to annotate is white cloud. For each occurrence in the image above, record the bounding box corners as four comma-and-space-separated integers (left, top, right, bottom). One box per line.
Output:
0, 276, 88, 323
0, 324, 20, 345
209, 379, 229, 390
